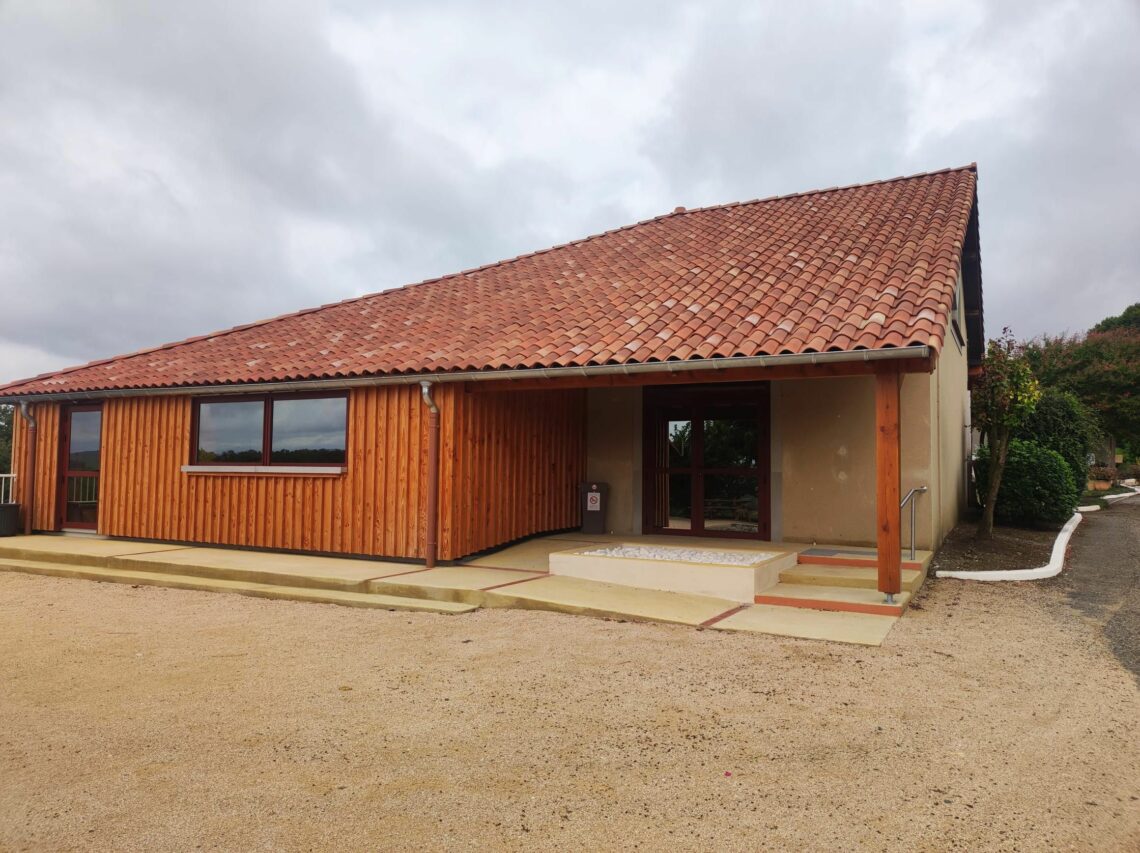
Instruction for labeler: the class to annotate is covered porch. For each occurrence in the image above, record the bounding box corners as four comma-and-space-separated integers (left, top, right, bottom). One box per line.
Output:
466, 344, 964, 604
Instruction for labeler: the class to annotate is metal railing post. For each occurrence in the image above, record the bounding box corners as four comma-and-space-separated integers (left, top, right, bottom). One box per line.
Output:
899, 485, 928, 562
909, 496, 917, 560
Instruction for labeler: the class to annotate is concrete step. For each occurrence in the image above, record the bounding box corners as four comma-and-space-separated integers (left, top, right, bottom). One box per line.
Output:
711, 604, 898, 646
780, 563, 923, 593
481, 574, 741, 627
367, 566, 547, 606
0, 558, 477, 614
796, 552, 926, 572
0, 539, 409, 593
754, 582, 911, 617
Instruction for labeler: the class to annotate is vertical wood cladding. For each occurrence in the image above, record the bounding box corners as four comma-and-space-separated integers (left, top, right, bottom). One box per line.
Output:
99, 386, 432, 558
10, 403, 61, 531
88, 384, 584, 560
441, 388, 585, 558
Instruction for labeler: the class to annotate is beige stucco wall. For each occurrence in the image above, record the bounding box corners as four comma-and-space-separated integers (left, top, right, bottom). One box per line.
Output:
585, 387, 643, 535
583, 345, 970, 550
775, 372, 939, 550
934, 326, 971, 544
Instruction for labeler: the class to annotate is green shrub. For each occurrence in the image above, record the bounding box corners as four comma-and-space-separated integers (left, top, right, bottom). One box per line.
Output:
974, 439, 1078, 526
1013, 389, 1099, 490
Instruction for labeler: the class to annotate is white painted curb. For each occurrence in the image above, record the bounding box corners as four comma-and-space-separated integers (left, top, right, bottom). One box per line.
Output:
1079, 485, 1140, 513
1104, 486, 1140, 504
935, 512, 1083, 582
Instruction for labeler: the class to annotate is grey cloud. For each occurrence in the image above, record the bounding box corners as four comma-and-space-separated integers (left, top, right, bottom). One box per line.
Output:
0, 0, 1137, 386
646, 0, 1140, 339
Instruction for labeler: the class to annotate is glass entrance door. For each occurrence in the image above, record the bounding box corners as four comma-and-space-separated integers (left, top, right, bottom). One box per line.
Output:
644, 384, 770, 539
59, 406, 102, 530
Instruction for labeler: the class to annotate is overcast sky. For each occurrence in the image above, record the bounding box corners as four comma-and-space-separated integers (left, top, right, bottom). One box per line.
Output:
1, 0, 1137, 385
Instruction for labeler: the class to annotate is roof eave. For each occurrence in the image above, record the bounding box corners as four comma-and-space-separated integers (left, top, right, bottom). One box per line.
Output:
0, 345, 934, 403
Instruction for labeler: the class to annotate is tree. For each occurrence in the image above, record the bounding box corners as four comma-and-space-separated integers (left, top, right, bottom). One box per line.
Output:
972, 329, 1041, 539
1025, 325, 1140, 452
0, 404, 12, 475
1013, 388, 1100, 490
1092, 302, 1140, 333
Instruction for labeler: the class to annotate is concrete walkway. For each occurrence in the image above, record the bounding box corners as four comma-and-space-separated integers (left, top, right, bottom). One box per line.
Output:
0, 534, 901, 645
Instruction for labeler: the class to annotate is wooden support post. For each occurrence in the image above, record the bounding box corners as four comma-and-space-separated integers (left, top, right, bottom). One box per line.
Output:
420, 382, 440, 569
875, 371, 902, 597
19, 403, 38, 536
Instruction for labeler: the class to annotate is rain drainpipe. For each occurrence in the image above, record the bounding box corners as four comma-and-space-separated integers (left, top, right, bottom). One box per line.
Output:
420, 381, 440, 569
18, 402, 37, 535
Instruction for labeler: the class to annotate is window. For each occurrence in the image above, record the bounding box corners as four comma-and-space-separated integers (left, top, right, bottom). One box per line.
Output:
950, 276, 966, 351
271, 396, 348, 463
192, 393, 347, 466
196, 400, 264, 462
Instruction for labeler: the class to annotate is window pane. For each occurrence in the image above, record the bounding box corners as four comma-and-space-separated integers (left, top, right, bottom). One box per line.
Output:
270, 397, 347, 463
703, 474, 760, 533
703, 416, 759, 468
196, 400, 264, 463
667, 419, 692, 467
665, 473, 692, 530
68, 411, 102, 471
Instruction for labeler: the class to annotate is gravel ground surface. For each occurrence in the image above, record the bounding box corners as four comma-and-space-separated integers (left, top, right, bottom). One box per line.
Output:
2, 543, 1139, 851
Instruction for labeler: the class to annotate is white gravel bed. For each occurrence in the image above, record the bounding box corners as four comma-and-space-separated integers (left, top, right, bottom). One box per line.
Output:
580, 544, 777, 565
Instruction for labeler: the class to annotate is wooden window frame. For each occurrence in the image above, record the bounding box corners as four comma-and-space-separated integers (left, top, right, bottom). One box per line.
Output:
188, 391, 349, 468
642, 383, 772, 540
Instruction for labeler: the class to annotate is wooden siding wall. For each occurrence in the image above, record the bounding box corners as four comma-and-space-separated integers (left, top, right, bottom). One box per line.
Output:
8, 384, 583, 561
99, 386, 447, 558
10, 403, 61, 531
442, 388, 586, 559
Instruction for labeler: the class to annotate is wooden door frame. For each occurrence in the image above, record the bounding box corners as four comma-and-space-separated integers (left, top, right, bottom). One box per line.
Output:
641, 382, 771, 539
57, 403, 104, 531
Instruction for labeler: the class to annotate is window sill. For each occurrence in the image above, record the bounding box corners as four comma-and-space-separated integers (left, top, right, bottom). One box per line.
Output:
180, 465, 346, 476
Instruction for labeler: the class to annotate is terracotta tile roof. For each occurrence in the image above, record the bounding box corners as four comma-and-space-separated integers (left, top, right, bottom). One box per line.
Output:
0, 165, 979, 398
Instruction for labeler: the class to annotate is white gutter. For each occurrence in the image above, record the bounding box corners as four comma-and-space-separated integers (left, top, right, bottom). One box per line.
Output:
0, 345, 931, 403
935, 512, 1083, 582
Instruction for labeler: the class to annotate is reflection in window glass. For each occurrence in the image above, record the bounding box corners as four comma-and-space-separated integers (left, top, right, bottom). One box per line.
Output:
666, 473, 692, 529
68, 411, 102, 471
667, 420, 692, 466
196, 400, 264, 463
271, 397, 347, 463
702, 417, 759, 468
703, 474, 760, 533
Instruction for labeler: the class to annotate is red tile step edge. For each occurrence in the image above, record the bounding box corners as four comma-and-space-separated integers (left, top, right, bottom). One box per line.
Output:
753, 593, 905, 617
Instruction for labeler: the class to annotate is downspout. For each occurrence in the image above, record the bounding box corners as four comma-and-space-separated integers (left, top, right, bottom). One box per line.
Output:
419, 381, 440, 569
18, 402, 37, 535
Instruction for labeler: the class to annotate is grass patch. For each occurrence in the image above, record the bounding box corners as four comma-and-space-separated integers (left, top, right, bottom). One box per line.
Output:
1081, 485, 1132, 501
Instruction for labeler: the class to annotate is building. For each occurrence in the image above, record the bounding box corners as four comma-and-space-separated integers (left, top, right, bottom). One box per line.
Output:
0, 165, 983, 597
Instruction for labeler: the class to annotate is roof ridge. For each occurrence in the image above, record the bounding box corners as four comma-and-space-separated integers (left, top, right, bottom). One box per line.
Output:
0, 163, 978, 396
674, 162, 978, 216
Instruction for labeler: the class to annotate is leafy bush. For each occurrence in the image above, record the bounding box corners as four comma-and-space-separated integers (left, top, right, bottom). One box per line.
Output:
1119, 463, 1140, 481
974, 439, 1078, 526
1013, 389, 1099, 489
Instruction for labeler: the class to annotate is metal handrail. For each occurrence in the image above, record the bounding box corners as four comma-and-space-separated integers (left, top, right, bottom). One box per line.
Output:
900, 485, 928, 560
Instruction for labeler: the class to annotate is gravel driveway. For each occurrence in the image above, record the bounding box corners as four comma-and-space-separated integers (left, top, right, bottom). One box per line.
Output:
2, 531, 1138, 851
1047, 496, 1140, 680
